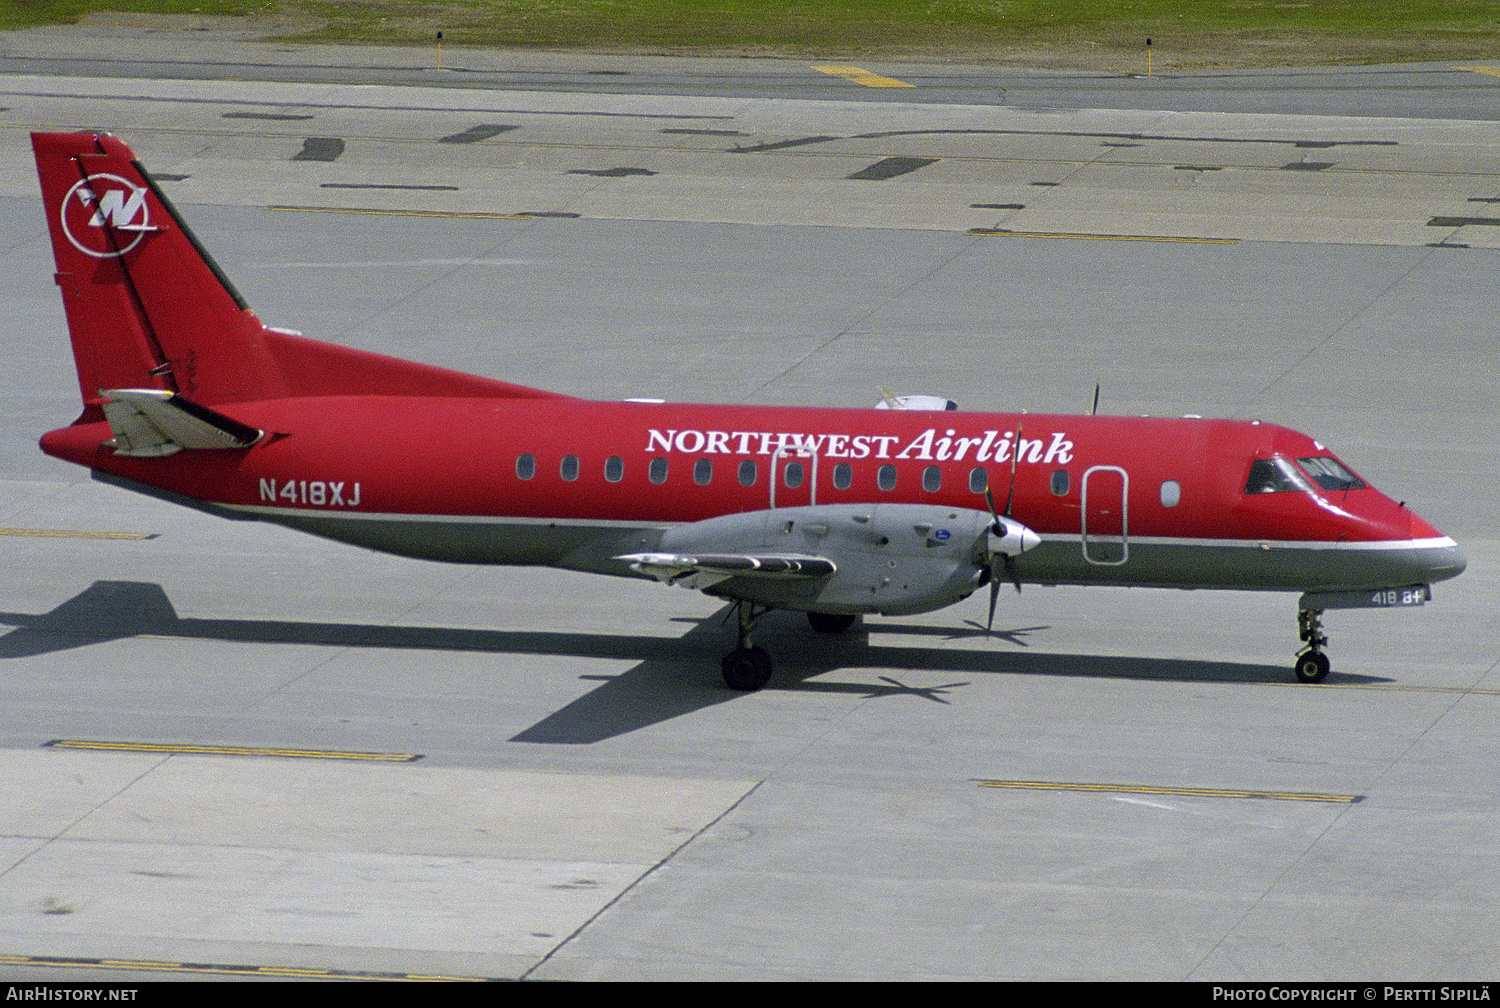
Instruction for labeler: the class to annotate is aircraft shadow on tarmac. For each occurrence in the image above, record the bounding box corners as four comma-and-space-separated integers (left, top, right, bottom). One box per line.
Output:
0, 581, 1393, 744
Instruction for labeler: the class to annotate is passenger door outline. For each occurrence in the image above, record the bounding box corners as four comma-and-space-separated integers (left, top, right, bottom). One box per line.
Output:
1081, 465, 1128, 565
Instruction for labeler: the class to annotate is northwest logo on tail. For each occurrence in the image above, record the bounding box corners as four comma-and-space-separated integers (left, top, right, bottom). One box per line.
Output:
60, 173, 152, 258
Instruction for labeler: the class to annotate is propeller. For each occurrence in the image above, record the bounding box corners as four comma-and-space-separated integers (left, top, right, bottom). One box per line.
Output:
981, 485, 1039, 632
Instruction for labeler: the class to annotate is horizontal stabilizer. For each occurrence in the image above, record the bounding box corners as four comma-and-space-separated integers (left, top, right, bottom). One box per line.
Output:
99, 388, 262, 457
617, 552, 837, 590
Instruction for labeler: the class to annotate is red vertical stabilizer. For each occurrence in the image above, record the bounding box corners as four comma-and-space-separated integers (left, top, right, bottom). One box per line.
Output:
32, 131, 565, 418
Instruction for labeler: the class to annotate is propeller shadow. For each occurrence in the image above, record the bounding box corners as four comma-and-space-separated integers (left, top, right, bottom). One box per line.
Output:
0, 582, 1394, 744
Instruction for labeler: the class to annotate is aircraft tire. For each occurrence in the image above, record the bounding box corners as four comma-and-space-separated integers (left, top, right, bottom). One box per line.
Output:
721, 646, 773, 691
1294, 651, 1330, 683
807, 612, 857, 634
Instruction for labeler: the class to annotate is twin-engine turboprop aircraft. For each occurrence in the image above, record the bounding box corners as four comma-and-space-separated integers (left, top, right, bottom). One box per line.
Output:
31, 131, 1465, 690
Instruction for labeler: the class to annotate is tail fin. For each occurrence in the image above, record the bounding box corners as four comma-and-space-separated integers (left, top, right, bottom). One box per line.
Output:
33, 132, 563, 416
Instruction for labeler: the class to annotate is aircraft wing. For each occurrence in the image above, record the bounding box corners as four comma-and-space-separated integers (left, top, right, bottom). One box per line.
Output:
616, 552, 837, 590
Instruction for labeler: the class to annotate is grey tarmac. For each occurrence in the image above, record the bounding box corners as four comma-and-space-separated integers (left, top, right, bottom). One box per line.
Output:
0, 34, 1495, 984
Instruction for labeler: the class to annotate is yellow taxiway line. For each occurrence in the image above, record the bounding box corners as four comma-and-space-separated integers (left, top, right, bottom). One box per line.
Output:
812, 64, 915, 88
0, 527, 154, 539
46, 739, 422, 761
975, 780, 1362, 803
970, 228, 1239, 244
0, 953, 487, 981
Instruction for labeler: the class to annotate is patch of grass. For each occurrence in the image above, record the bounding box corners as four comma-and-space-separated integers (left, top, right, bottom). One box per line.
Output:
0, 0, 261, 31
3, 0, 1499, 68
281, 1, 1500, 67
286, 1, 1500, 47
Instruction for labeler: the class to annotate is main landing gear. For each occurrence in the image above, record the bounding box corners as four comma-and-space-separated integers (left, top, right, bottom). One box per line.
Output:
719, 606, 860, 690
1294, 607, 1331, 683
721, 601, 774, 691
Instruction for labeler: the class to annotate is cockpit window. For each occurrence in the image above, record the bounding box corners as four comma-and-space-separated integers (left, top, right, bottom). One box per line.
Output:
1296, 457, 1366, 492
1244, 457, 1313, 495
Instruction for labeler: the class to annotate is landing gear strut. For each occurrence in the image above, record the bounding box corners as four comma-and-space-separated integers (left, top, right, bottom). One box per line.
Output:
721, 601, 774, 691
1294, 607, 1330, 683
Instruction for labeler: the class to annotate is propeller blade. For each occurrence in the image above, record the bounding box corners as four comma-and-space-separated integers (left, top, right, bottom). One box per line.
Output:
983, 477, 1026, 612
981, 471, 1034, 634
1003, 422, 1021, 517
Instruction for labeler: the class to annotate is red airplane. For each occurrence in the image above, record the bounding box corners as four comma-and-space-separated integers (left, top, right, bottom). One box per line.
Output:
30, 131, 1465, 691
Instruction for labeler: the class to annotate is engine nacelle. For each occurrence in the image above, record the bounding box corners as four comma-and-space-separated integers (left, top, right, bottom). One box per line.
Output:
658, 503, 1033, 616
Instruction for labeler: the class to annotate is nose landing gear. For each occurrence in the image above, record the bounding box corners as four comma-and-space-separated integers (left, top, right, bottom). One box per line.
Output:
1294, 608, 1330, 683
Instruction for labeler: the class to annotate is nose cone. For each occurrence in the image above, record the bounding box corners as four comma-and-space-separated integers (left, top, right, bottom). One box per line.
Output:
1418, 540, 1467, 584
1308, 498, 1468, 591
1399, 508, 1466, 584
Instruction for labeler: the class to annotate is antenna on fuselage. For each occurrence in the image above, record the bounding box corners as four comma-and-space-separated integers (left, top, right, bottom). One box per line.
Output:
1091, 383, 1100, 416
1003, 419, 1021, 519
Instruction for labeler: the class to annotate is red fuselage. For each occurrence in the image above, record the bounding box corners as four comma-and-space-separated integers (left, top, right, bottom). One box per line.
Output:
41, 397, 1463, 596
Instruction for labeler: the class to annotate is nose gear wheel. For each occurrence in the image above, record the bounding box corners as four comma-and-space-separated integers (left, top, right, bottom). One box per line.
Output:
1294, 608, 1330, 683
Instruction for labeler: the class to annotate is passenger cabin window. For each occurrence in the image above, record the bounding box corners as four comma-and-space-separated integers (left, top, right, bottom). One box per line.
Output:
922, 466, 941, 492
877, 464, 897, 491
560, 455, 579, 481
604, 456, 623, 483
832, 462, 853, 490
1160, 480, 1181, 507
783, 461, 804, 488
516, 454, 535, 480
738, 460, 756, 487
693, 458, 712, 486
1244, 458, 1311, 495
1050, 470, 1070, 496
968, 467, 988, 493
648, 457, 668, 484
1297, 457, 1366, 492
